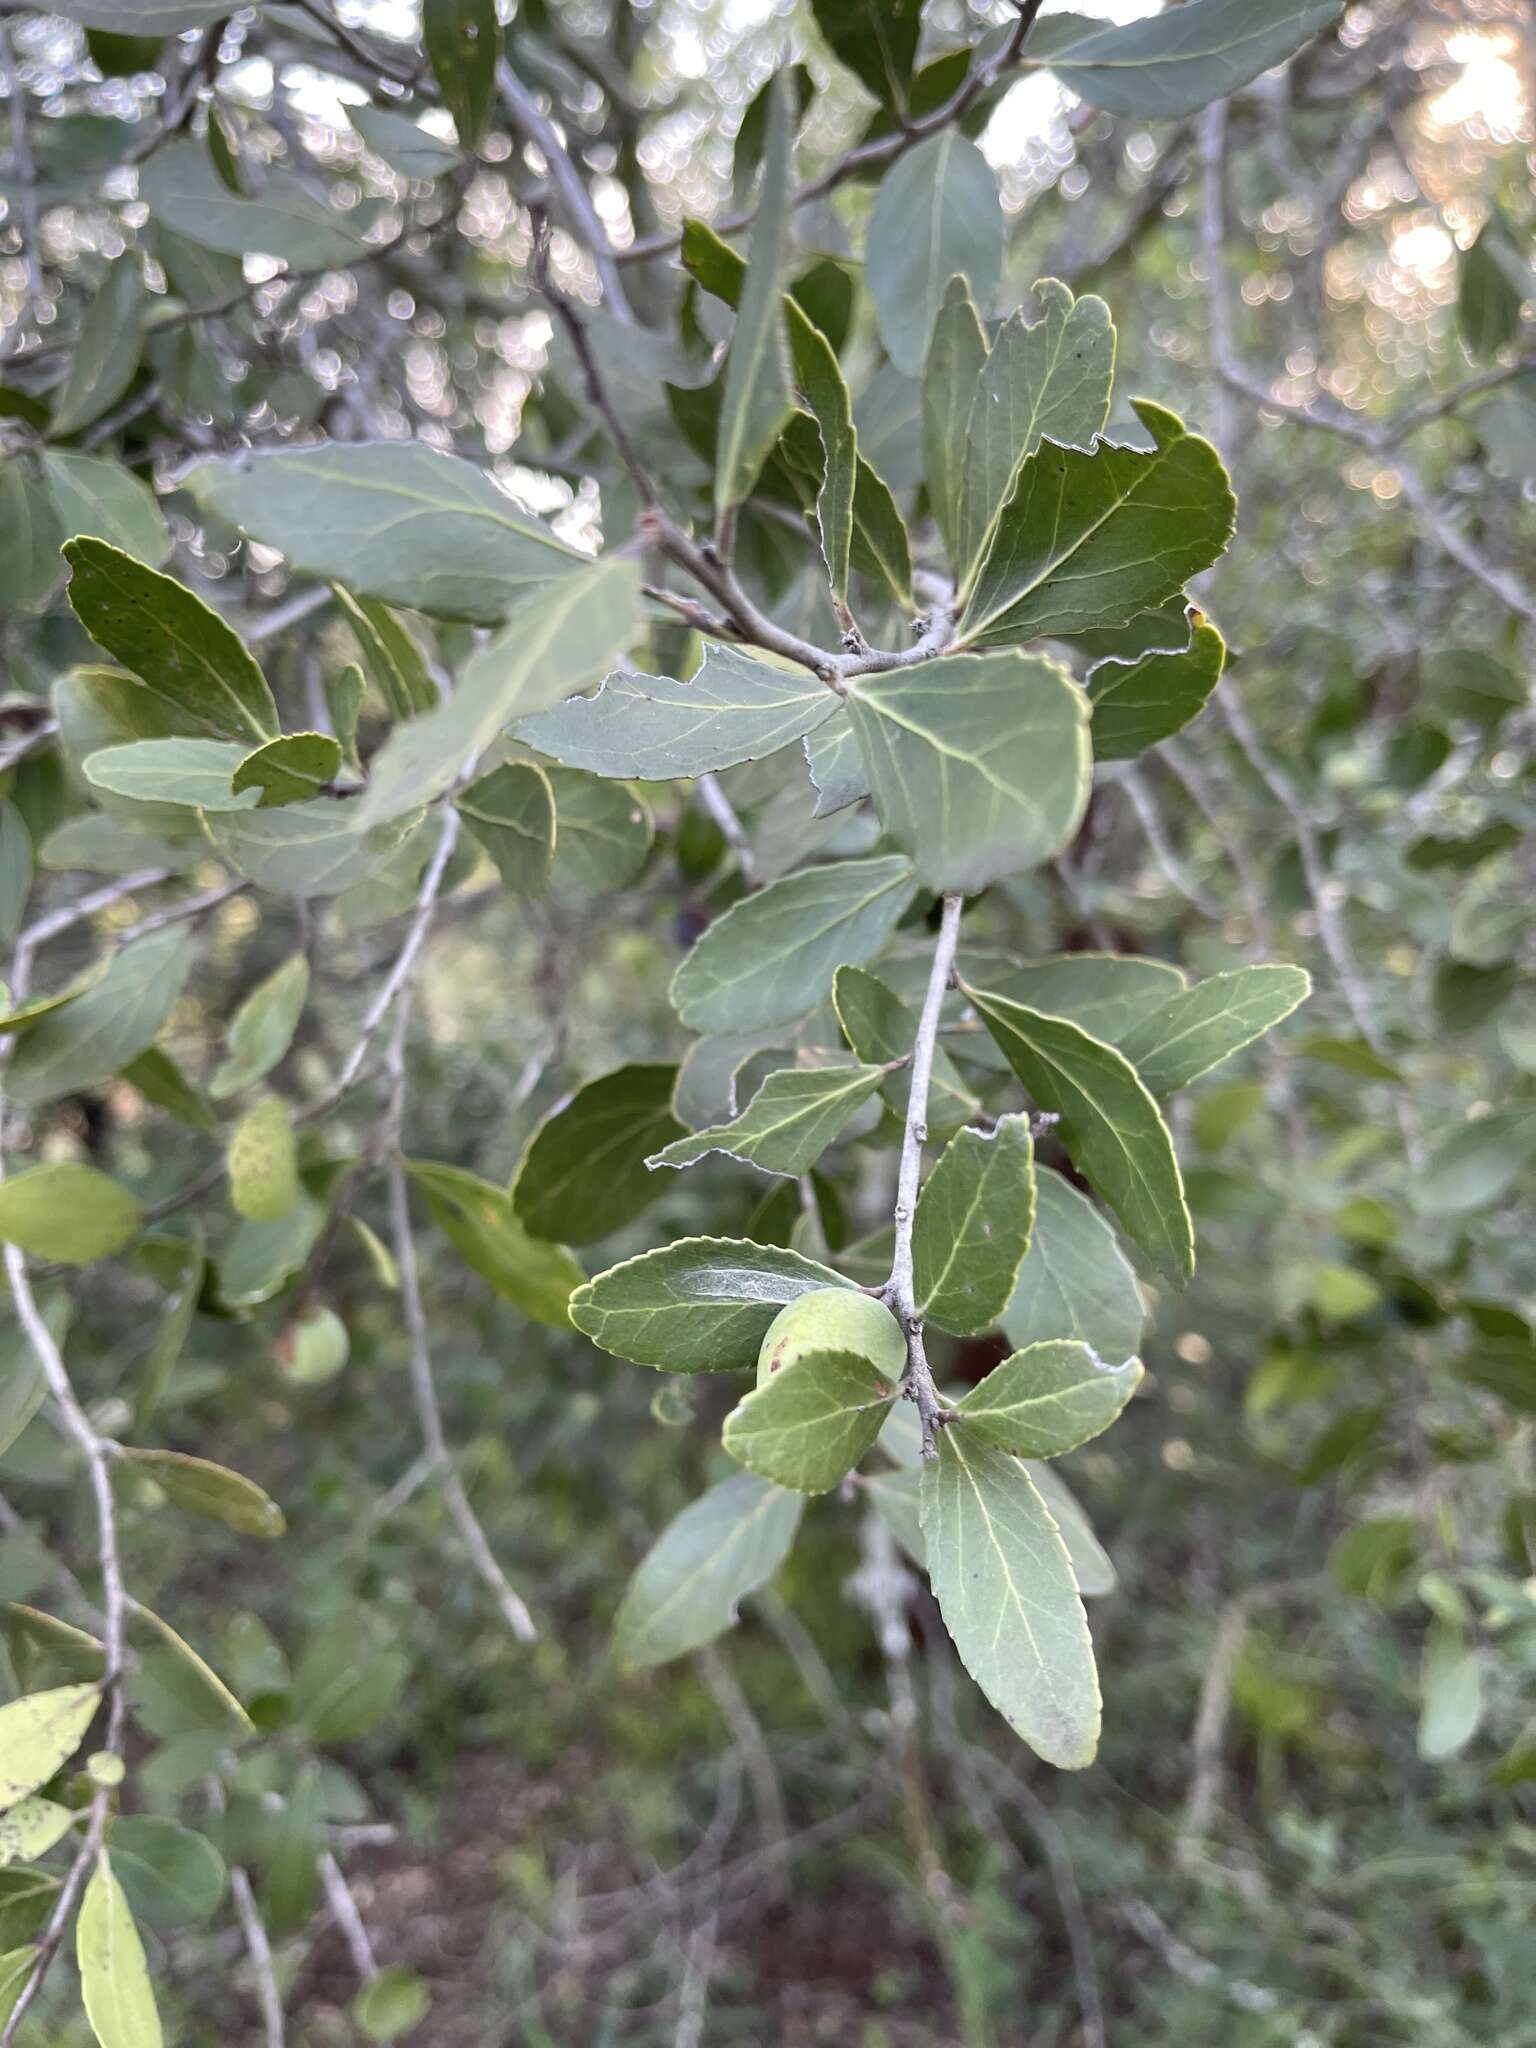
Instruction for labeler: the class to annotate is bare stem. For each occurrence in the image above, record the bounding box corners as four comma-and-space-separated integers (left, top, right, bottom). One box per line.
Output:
883, 894, 964, 1456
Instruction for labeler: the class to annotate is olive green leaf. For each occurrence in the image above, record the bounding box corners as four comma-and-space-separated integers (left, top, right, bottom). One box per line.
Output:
613, 1471, 803, 1668
63, 539, 279, 744
723, 1347, 898, 1493
1458, 211, 1533, 362
950, 1339, 1142, 1458
968, 984, 1194, 1284
349, 106, 461, 180
331, 587, 437, 716
6, 928, 193, 1109
140, 137, 378, 265
1118, 964, 1312, 1095
422, 0, 496, 151
109, 1817, 226, 1930
913, 1115, 1035, 1337
847, 651, 1091, 893
715, 71, 794, 512
328, 665, 365, 772
516, 644, 839, 781
1002, 1167, 1145, 1361
0, 1685, 100, 1812
119, 1449, 285, 1539
1088, 618, 1225, 760
1030, 1460, 1117, 1597
512, 1064, 683, 1246
357, 560, 641, 827
0, 1164, 141, 1266
811, 0, 920, 115
954, 279, 1115, 586
77, 1850, 164, 2048
671, 855, 917, 1034
832, 964, 981, 1135
216, 1194, 325, 1311
569, 1237, 856, 1373
39, 451, 169, 567
82, 739, 258, 811
545, 767, 654, 894
230, 733, 343, 808
922, 275, 989, 568
958, 401, 1235, 648
648, 1062, 889, 1179
406, 1160, 583, 1330
804, 711, 871, 817
455, 761, 555, 894
226, 1098, 298, 1224
353, 1966, 432, 2044
0, 1798, 73, 1868
49, 254, 146, 438
208, 807, 400, 899
972, 950, 1186, 1049
921, 1428, 1100, 1766
210, 954, 309, 1101
1029, 0, 1343, 119
868, 132, 1003, 377
186, 443, 584, 625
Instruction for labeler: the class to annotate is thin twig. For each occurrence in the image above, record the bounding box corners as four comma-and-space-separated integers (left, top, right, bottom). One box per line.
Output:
319, 1850, 379, 1983
883, 894, 964, 1456
229, 1867, 286, 2048
499, 58, 631, 320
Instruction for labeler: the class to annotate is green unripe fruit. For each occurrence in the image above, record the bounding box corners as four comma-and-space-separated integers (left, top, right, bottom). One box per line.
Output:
756, 1288, 906, 1387
277, 1305, 350, 1387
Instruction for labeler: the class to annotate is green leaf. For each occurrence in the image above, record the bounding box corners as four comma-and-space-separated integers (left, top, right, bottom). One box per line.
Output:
109, 1818, 225, 1929
0, 806, 31, 948
83, 738, 258, 811
349, 106, 461, 180
0, 1304, 54, 1459
950, 1340, 1141, 1458
0, 1685, 100, 1812
186, 443, 583, 625
455, 761, 554, 893
1118, 964, 1311, 1095
354, 1966, 432, 2043
723, 1348, 897, 1493
6, 928, 193, 1109
39, 452, 168, 567
226, 1098, 298, 1224
788, 308, 858, 600
328, 665, 365, 772
1029, 0, 1344, 119
1088, 618, 1225, 760
613, 1472, 803, 1668
356, 560, 640, 826
969, 984, 1193, 1284
230, 732, 342, 808
0, 1947, 40, 2029
0, 460, 66, 612
210, 954, 309, 1101
569, 1237, 855, 1373
671, 854, 916, 1034
128, 1604, 250, 1736
868, 132, 1003, 377
545, 767, 654, 894
847, 650, 1091, 893
1002, 1167, 1144, 1360
0, 1164, 140, 1266
0, 1872, 58, 1953
0, 1798, 72, 1867
810, 0, 921, 114
922, 276, 989, 569
1028, 1461, 1117, 1597
833, 964, 980, 1135
119, 1449, 285, 1539
958, 401, 1235, 648
422, 0, 496, 151
52, 0, 226, 30
973, 951, 1186, 1048
63, 540, 279, 744
715, 72, 794, 512
406, 1161, 583, 1330
920, 1430, 1099, 1767
331, 587, 437, 716
648, 1061, 889, 1179
49, 255, 146, 438
133, 1229, 204, 1430
954, 278, 1115, 587
1459, 212, 1533, 362
516, 642, 839, 780
804, 710, 871, 818
512, 1063, 683, 1246
1418, 1618, 1483, 1761
77, 1851, 163, 2048
1410, 1109, 1536, 1218
913, 1115, 1035, 1336
207, 807, 397, 899
139, 139, 377, 266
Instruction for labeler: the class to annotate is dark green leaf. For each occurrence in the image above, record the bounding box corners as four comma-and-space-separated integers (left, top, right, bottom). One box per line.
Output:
723, 1347, 897, 1493
950, 1339, 1141, 1457
455, 761, 554, 893
512, 1063, 683, 1245
648, 1061, 888, 1178
1088, 618, 1225, 760
6, 927, 193, 1108
407, 1160, 583, 1329
423, 0, 496, 151
913, 1115, 1036, 1336
1118, 964, 1311, 1095
715, 73, 794, 512
230, 733, 343, 808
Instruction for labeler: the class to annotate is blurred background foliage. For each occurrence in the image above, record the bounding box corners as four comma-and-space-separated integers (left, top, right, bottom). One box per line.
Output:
0, 0, 1534, 2042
